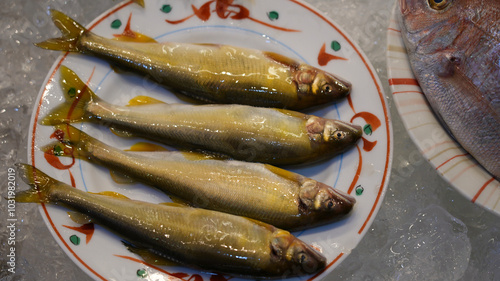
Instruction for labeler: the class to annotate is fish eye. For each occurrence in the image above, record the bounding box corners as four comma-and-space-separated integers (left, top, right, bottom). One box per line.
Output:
321, 83, 332, 94
428, 0, 450, 10
332, 130, 346, 140
297, 252, 307, 264
327, 201, 334, 209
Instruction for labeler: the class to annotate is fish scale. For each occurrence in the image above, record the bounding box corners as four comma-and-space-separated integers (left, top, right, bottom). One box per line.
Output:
44, 125, 355, 230
398, 0, 500, 178
16, 164, 327, 277
36, 10, 351, 110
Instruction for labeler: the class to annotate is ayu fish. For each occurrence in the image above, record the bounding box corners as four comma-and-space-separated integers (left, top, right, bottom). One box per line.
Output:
15, 164, 326, 278
35, 10, 351, 110
41, 66, 362, 166
43, 125, 355, 231
398, 0, 500, 178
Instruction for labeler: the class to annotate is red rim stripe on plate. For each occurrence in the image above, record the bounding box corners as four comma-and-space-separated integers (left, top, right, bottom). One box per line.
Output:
472, 177, 496, 203
436, 153, 469, 170
31, 2, 134, 280
31, 1, 393, 279
289, 0, 391, 249
307, 253, 344, 281
389, 78, 419, 86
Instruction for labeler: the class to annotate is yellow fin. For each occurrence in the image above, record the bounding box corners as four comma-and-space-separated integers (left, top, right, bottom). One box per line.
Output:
90, 191, 130, 200
125, 142, 169, 152
41, 66, 98, 125
112, 13, 156, 43
122, 241, 179, 266
264, 164, 302, 182
159, 202, 190, 208
67, 211, 93, 224
109, 127, 135, 138
127, 96, 166, 106
133, 0, 145, 8
181, 151, 230, 161
263, 51, 300, 69
113, 32, 156, 43
15, 164, 60, 204
34, 10, 87, 52
109, 170, 136, 184
166, 195, 191, 206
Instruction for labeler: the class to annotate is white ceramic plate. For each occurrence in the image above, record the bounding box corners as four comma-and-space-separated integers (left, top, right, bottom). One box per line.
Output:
28, 0, 392, 280
387, 4, 500, 215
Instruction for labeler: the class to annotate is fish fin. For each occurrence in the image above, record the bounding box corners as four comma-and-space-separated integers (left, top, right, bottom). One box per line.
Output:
34, 10, 87, 52
125, 142, 169, 152
15, 164, 58, 204
122, 241, 179, 266
112, 12, 155, 43
180, 150, 229, 161
41, 125, 94, 159
263, 51, 301, 69
159, 202, 190, 208
264, 164, 302, 182
113, 32, 157, 43
67, 211, 93, 224
127, 96, 167, 106
109, 127, 135, 138
133, 0, 145, 7
89, 191, 130, 200
109, 170, 136, 184
165, 195, 191, 207
110, 63, 130, 74
243, 217, 274, 230
173, 91, 207, 105
41, 66, 99, 125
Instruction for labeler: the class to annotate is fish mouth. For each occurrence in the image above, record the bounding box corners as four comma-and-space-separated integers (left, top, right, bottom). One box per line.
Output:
327, 185, 356, 210
325, 73, 351, 99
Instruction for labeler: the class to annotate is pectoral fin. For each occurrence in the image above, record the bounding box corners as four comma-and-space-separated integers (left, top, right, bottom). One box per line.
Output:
122, 241, 179, 266
109, 170, 136, 184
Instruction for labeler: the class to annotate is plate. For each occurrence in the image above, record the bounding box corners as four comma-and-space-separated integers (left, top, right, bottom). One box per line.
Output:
387, 5, 500, 215
28, 0, 392, 280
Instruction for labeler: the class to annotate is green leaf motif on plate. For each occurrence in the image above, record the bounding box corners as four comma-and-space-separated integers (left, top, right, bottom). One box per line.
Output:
267, 11, 279, 21
331, 40, 341, 52
364, 124, 373, 135
137, 269, 148, 278
161, 4, 172, 13
111, 19, 122, 29
355, 185, 364, 196
70, 235, 80, 246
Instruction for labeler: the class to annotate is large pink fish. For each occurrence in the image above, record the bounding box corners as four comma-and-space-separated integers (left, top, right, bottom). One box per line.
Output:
398, 0, 500, 178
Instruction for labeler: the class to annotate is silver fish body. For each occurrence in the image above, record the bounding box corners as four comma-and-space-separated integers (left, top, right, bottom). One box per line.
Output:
45, 125, 355, 231
36, 10, 351, 110
42, 66, 362, 166
16, 164, 327, 278
398, 0, 500, 178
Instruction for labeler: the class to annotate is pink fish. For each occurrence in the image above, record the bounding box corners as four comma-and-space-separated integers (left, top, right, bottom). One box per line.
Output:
398, 0, 500, 178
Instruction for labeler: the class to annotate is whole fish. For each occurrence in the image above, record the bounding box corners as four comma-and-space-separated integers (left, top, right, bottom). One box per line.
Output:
44, 125, 355, 231
15, 164, 326, 278
42, 66, 362, 166
35, 10, 351, 110
398, 0, 500, 178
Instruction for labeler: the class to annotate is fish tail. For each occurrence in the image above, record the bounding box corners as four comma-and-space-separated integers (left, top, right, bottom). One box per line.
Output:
41, 125, 95, 160
15, 164, 58, 204
41, 66, 99, 125
34, 10, 87, 52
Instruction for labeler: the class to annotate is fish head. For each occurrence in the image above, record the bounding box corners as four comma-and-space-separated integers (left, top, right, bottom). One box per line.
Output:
270, 230, 326, 276
306, 117, 362, 154
295, 65, 351, 107
299, 180, 355, 218
398, 0, 467, 54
